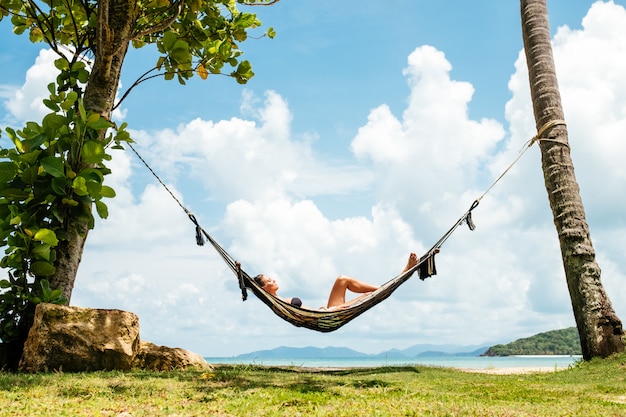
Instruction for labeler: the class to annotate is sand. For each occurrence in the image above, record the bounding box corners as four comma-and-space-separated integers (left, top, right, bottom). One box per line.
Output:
460, 366, 565, 375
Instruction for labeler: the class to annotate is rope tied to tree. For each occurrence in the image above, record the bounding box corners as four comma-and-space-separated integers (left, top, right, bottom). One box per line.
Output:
472, 118, 568, 207
531, 119, 568, 147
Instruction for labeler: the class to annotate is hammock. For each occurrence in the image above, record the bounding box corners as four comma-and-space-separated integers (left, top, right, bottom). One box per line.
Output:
188, 203, 474, 333
241, 256, 435, 333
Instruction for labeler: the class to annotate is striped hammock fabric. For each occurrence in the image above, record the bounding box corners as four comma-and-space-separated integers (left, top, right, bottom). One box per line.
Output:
239, 254, 437, 332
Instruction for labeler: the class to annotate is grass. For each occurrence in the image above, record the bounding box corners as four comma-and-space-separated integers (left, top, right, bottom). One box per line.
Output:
1, 353, 625, 416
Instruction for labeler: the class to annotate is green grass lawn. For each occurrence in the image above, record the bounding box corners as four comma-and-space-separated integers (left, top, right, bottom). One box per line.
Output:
1, 353, 625, 416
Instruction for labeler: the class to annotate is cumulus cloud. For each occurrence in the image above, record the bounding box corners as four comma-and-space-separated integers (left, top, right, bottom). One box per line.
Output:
131, 90, 374, 204
4, 2, 626, 356
4, 49, 57, 122
2, 48, 126, 125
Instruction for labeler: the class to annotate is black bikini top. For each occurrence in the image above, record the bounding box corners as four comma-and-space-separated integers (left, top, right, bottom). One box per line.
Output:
290, 297, 302, 308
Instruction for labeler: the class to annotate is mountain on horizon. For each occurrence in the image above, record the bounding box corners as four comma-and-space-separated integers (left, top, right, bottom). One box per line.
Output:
235, 345, 366, 359
233, 343, 490, 359
224, 328, 576, 359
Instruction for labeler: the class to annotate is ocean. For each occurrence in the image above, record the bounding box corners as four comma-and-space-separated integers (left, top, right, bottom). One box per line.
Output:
204, 355, 582, 370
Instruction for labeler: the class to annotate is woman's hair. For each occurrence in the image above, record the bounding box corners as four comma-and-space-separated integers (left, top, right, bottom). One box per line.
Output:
253, 274, 266, 287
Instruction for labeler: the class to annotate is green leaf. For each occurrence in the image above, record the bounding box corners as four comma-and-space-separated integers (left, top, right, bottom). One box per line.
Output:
156, 56, 166, 70
78, 99, 87, 122
6, 127, 24, 153
54, 58, 69, 71
25, 133, 48, 150
86, 114, 112, 130
77, 168, 103, 183
43, 99, 60, 112
61, 91, 78, 111
43, 113, 66, 134
162, 31, 178, 51
0, 280, 11, 289
32, 243, 52, 261
81, 141, 106, 164
0, 162, 17, 183
95, 200, 109, 219
170, 42, 190, 65
0, 188, 30, 200
33, 229, 59, 246
100, 185, 116, 198
21, 165, 38, 185
71, 176, 88, 196
18, 150, 42, 165
85, 180, 102, 195
31, 261, 56, 276
51, 177, 68, 195
41, 156, 65, 178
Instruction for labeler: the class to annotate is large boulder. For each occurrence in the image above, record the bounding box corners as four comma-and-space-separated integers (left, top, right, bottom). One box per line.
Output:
132, 340, 213, 371
19, 303, 140, 372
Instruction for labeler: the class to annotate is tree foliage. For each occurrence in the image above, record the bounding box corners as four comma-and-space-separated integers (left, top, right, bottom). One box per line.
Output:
0, 72, 126, 343
483, 327, 582, 356
0, 0, 275, 351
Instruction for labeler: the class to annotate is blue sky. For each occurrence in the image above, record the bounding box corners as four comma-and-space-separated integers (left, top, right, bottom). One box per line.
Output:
1, 1, 626, 357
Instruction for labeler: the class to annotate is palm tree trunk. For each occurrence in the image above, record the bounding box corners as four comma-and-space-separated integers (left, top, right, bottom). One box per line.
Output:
520, 0, 624, 359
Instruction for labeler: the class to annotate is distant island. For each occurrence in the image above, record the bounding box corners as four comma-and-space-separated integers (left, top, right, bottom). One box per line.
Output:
228, 327, 581, 359
233, 344, 488, 360
482, 327, 581, 356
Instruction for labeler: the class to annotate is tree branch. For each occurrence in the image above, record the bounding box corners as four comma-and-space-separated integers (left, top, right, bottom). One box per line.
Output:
133, 0, 182, 39
239, 0, 281, 5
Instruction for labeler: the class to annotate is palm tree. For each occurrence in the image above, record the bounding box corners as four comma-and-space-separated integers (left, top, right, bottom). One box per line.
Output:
520, 0, 624, 359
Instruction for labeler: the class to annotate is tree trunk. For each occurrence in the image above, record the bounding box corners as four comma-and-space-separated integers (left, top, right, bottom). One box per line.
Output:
520, 0, 624, 359
48, 0, 139, 302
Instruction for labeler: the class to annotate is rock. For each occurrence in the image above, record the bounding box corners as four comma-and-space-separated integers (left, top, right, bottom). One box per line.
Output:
19, 303, 140, 372
133, 340, 213, 371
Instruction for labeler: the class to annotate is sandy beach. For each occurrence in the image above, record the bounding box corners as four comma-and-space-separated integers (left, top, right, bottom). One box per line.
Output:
251, 364, 569, 375
461, 366, 566, 375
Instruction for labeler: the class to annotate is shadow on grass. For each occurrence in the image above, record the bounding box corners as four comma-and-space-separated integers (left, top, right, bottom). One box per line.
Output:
0, 373, 45, 391
186, 364, 423, 394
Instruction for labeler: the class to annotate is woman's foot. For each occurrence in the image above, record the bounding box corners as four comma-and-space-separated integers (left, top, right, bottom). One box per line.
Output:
403, 252, 419, 273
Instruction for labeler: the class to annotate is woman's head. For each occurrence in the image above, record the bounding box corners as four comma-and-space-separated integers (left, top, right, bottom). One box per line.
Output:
254, 274, 278, 295
254, 274, 266, 287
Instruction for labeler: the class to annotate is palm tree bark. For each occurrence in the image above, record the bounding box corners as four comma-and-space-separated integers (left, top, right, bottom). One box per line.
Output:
520, 0, 624, 359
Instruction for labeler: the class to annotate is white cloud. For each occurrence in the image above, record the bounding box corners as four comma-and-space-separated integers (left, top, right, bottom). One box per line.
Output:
4, 49, 56, 122
351, 45, 507, 235
130, 90, 374, 204
5, 2, 626, 357
2, 48, 126, 125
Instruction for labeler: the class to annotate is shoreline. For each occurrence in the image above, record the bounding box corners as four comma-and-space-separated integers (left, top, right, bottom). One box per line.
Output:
212, 363, 572, 375
460, 366, 567, 375
206, 355, 581, 372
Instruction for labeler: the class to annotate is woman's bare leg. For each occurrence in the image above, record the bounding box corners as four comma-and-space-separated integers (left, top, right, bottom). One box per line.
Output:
326, 276, 379, 308
325, 253, 420, 308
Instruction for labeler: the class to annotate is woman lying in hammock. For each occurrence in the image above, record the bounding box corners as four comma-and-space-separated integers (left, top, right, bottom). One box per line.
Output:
253, 252, 419, 311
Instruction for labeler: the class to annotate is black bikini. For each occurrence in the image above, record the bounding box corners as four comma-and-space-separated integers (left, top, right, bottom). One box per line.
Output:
290, 297, 302, 307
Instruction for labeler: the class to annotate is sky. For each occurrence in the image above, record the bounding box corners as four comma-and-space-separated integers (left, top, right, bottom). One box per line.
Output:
1, 0, 625, 357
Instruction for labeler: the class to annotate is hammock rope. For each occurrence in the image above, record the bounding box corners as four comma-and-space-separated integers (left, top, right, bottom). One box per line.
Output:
125, 118, 565, 332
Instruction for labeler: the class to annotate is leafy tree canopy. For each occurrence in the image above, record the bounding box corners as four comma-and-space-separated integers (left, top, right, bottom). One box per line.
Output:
0, 0, 275, 349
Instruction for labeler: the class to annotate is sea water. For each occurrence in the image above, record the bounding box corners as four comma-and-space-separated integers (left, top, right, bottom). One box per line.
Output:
204, 355, 582, 370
